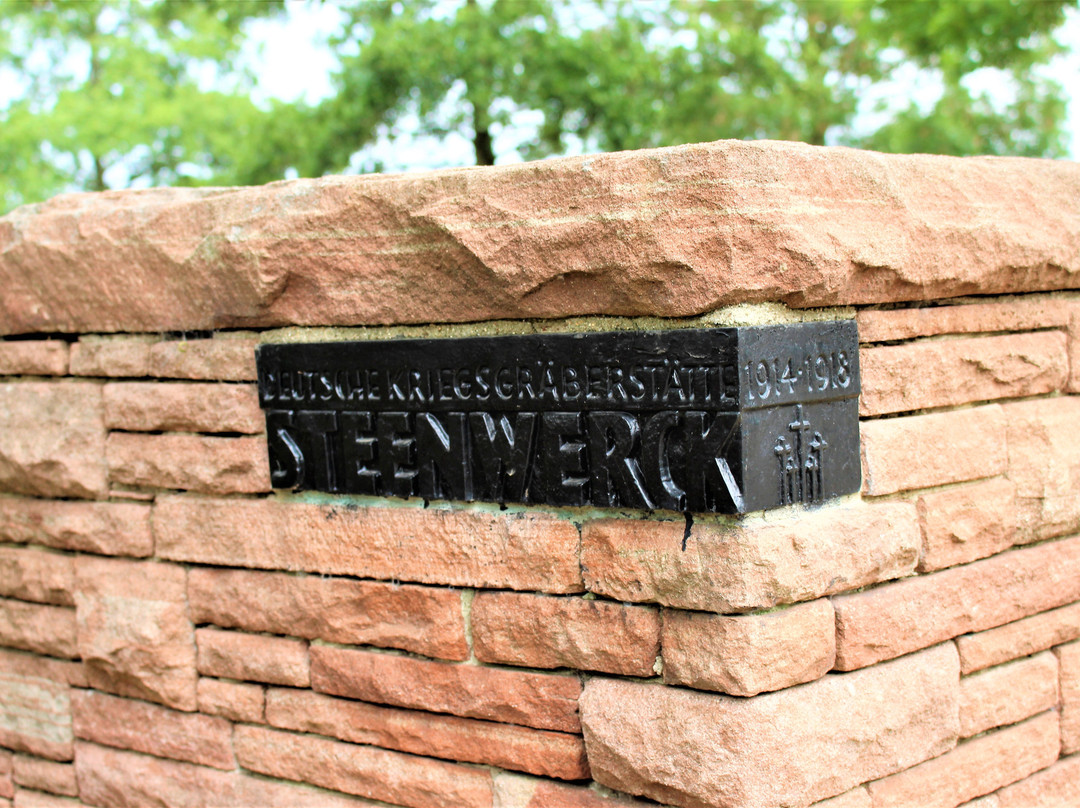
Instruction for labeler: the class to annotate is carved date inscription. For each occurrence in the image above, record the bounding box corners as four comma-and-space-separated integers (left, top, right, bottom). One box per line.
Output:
256, 321, 861, 514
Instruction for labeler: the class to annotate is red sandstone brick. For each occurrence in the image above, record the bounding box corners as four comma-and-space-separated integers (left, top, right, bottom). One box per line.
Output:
197, 677, 264, 724
471, 592, 659, 676
662, 599, 835, 696
103, 382, 263, 433
957, 601, 1080, 674
74, 557, 196, 711
995, 754, 1080, 807
195, 627, 309, 687
1069, 311, 1080, 392
583, 643, 960, 808
0, 600, 75, 659
11, 790, 82, 808
0, 649, 83, 689
0, 343, 68, 377
833, 535, 1080, 670
856, 297, 1078, 343
1059, 640, 1080, 754
0, 751, 10, 800
0, 382, 106, 500
71, 689, 234, 770
860, 332, 1067, 417
865, 711, 1059, 807
234, 724, 494, 808
861, 405, 1006, 496
0, 654, 72, 761
68, 338, 152, 378
492, 773, 651, 807
916, 478, 1017, 572
11, 757, 76, 798
0, 549, 73, 607
75, 742, 380, 808
106, 432, 270, 493
1004, 397, 1080, 542
156, 495, 583, 592
582, 501, 919, 612
148, 335, 258, 382
0, 498, 151, 557
311, 644, 581, 732
187, 567, 468, 660
266, 686, 589, 780
958, 652, 1059, 738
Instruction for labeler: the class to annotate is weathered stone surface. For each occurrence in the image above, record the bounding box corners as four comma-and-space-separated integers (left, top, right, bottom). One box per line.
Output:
859, 332, 1068, 417
195, 628, 309, 687
580, 643, 959, 808
865, 711, 1059, 808
0, 498, 151, 557
10, 789, 80, 807
0, 600, 75, 659
0, 753, 9, 801
662, 599, 835, 696
856, 297, 1078, 343
1059, 640, 1080, 754
265, 687, 589, 780
0, 654, 72, 761
1069, 311, 1080, 392
916, 478, 1017, 572
958, 652, 1059, 738
156, 495, 583, 592
4, 142, 1080, 335
103, 382, 263, 433
71, 689, 234, 770
197, 677, 265, 724
74, 557, 196, 711
1005, 397, 1080, 542
0, 343, 68, 377
491, 773, 650, 808
106, 433, 270, 493
809, 788, 872, 808
994, 754, 1080, 808
12, 756, 78, 798
833, 535, 1080, 670
75, 742, 381, 808
234, 725, 493, 808
581, 501, 919, 612
68, 337, 153, 378
310, 644, 581, 733
187, 567, 468, 661
0, 383, 105, 499
956, 601, 1080, 674
861, 405, 1007, 496
0, 548, 74, 607
148, 334, 258, 381
471, 592, 660, 676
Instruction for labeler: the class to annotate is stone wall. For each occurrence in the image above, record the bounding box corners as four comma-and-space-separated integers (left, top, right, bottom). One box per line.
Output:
0, 140, 1078, 808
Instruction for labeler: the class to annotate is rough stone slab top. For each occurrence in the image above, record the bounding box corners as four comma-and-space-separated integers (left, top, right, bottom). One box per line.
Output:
2, 139, 1078, 335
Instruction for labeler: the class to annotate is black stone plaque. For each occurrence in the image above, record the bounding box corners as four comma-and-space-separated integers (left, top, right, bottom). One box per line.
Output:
255, 321, 860, 514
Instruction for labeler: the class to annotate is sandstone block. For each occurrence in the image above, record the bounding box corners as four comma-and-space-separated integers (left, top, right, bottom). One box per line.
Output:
0, 649, 83, 689
859, 332, 1067, 417
195, 628, 309, 687
75, 557, 196, 711
0, 654, 72, 761
156, 495, 583, 592
148, 335, 258, 381
0, 754, 8, 801
11, 757, 76, 798
861, 405, 1006, 496
1005, 397, 1080, 542
234, 724, 493, 808
856, 297, 1078, 343
957, 601, 1080, 674
994, 754, 1080, 808
0, 498, 151, 557
106, 432, 270, 493
310, 644, 581, 733
492, 773, 650, 807
865, 711, 1059, 808
187, 566, 468, 660
68, 338, 152, 378
0, 383, 106, 499
958, 652, 1059, 738
0, 549, 74, 607
0, 343, 68, 377
916, 478, 1017, 572
662, 598, 835, 696
74, 742, 379, 808
471, 592, 660, 676
71, 689, 234, 770
266, 687, 589, 780
196, 677, 264, 724
0, 600, 75, 659
1058, 640, 1080, 754
833, 535, 1080, 670
103, 382, 263, 433
580, 643, 960, 808
581, 501, 919, 612
10, 789, 81, 807
810, 788, 872, 808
